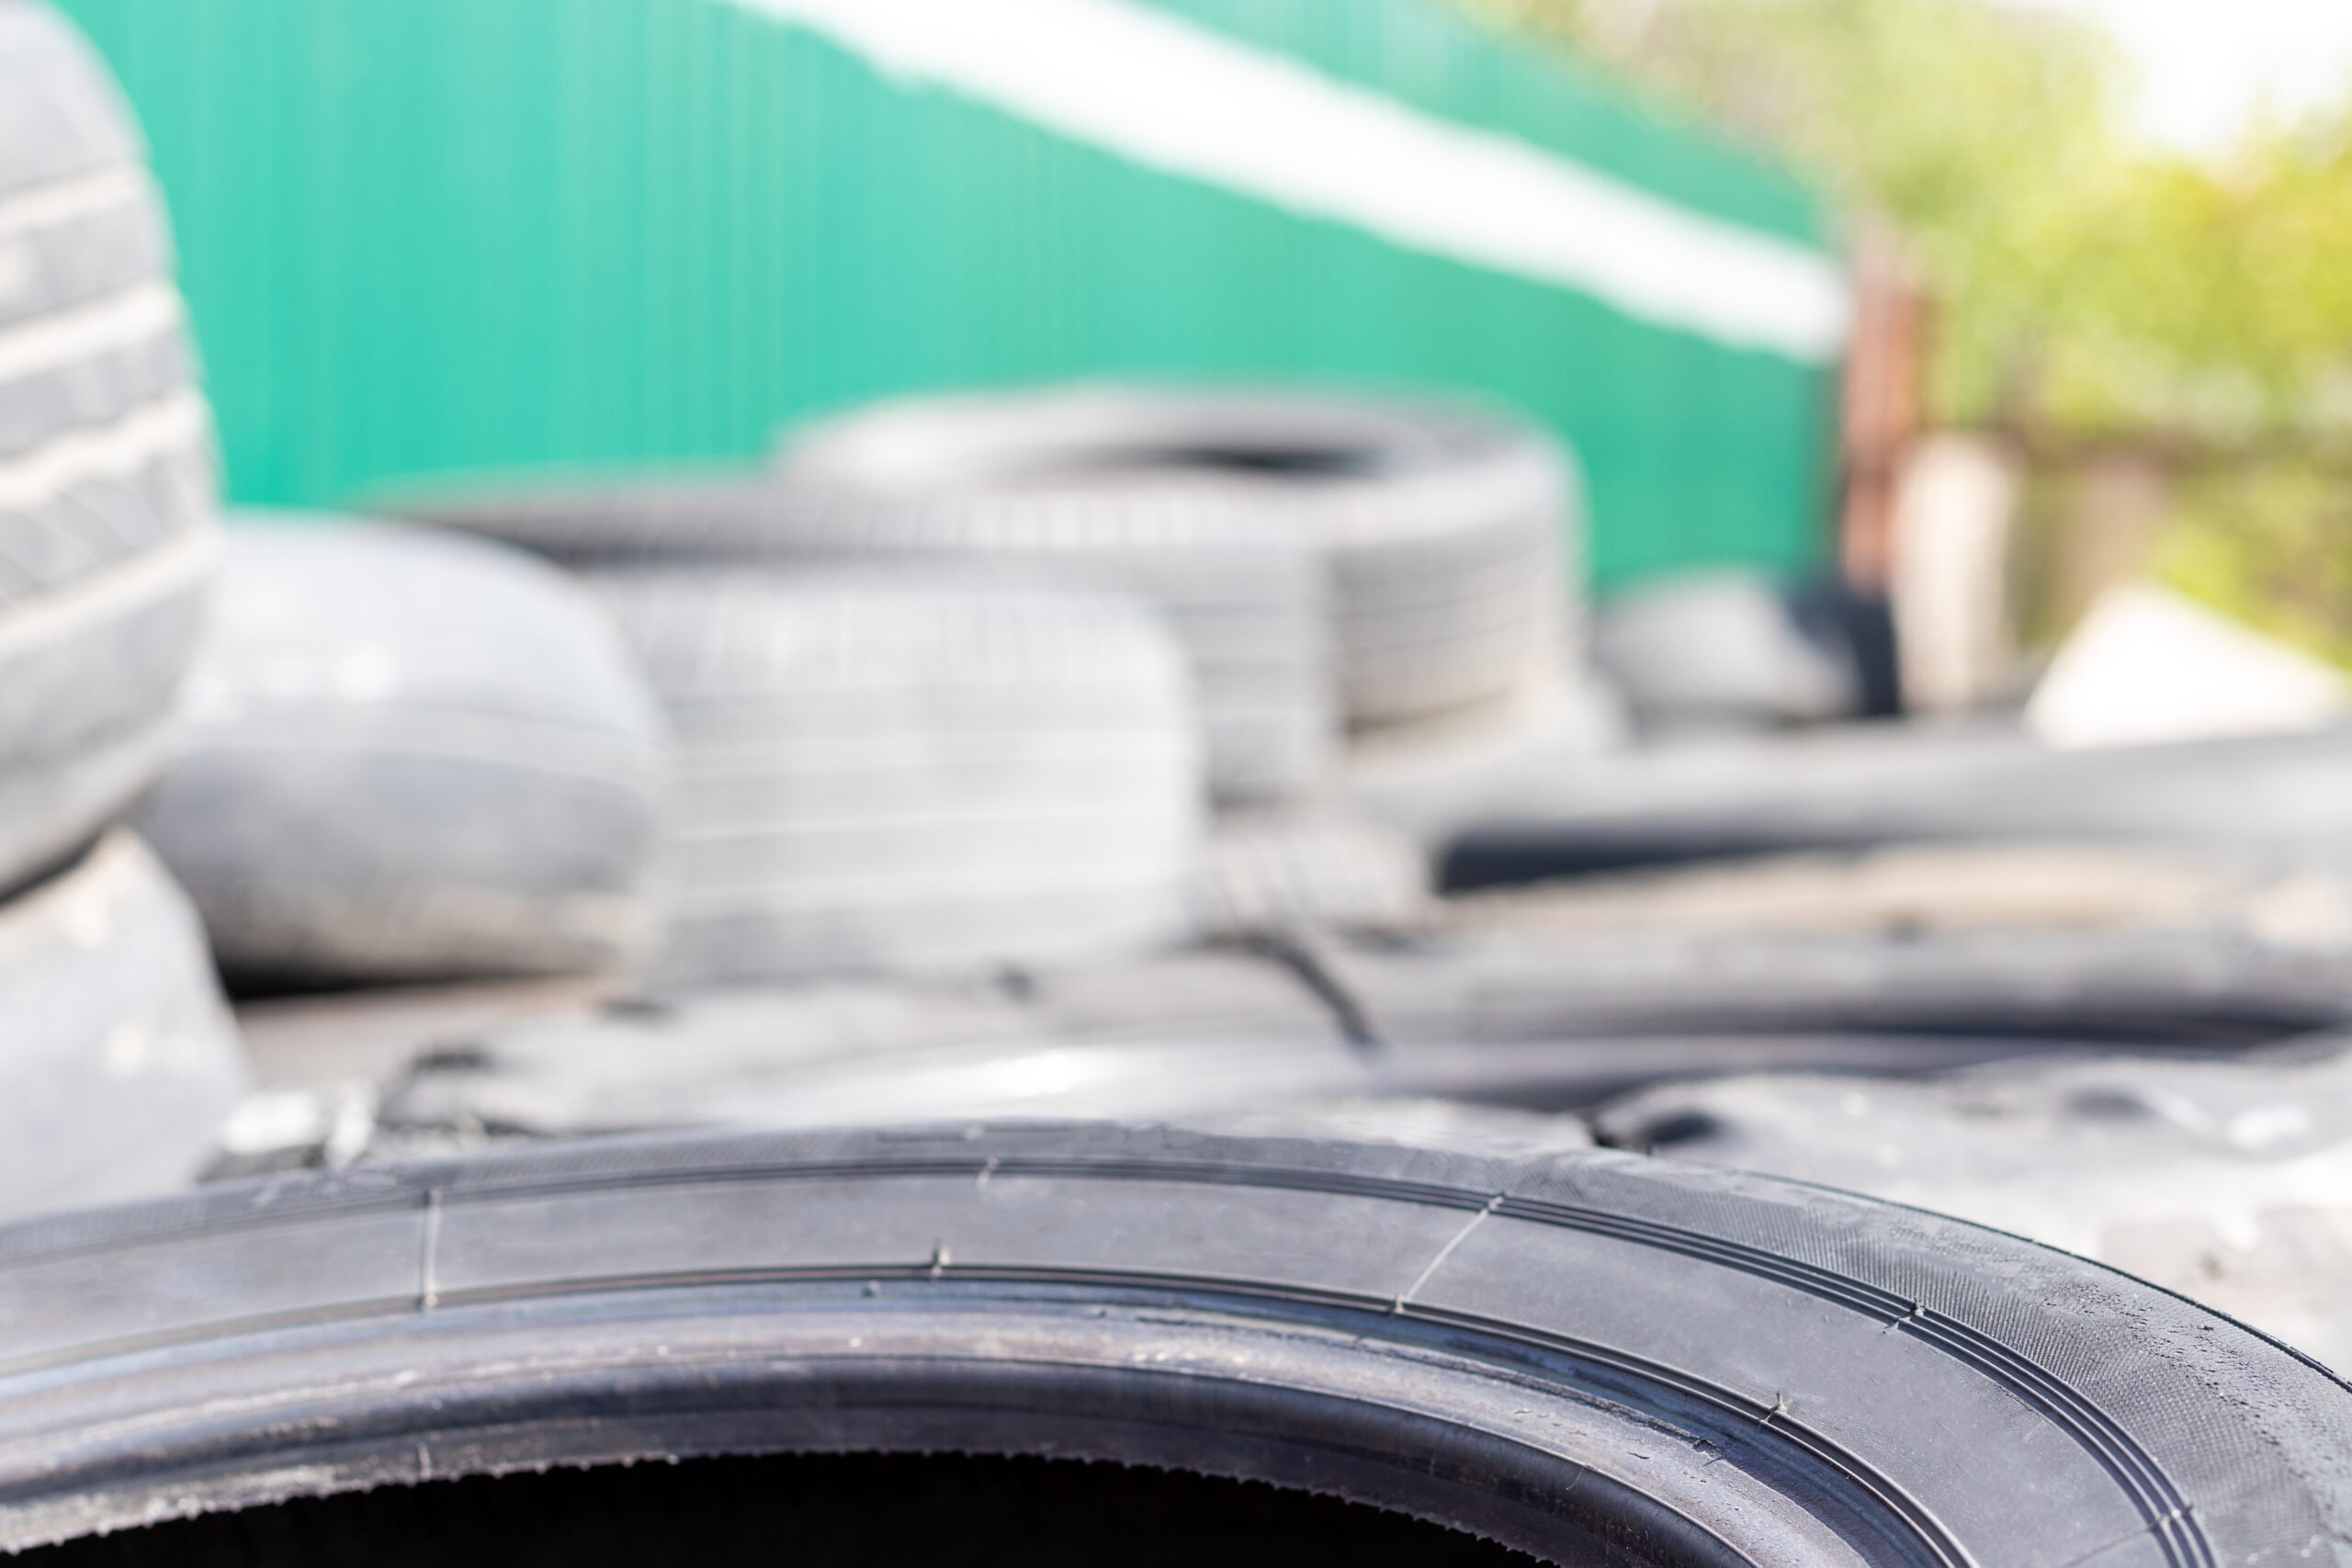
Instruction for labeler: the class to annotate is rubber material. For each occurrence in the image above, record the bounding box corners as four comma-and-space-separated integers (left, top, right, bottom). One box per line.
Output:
1200, 806, 1430, 937
1439, 721, 2352, 890
1592, 1041, 2352, 1372
0, 4, 141, 199
134, 522, 668, 985
0, 419, 216, 900
0, 7, 216, 897
779, 386, 1580, 732
587, 567, 1203, 984
405, 471, 1329, 806
0, 829, 246, 1223
0, 167, 169, 333
376, 952, 1358, 1137
352, 951, 2309, 1141
1318, 923, 2352, 1050
0, 297, 192, 465
1592, 571, 1859, 730
0, 1125, 2341, 1563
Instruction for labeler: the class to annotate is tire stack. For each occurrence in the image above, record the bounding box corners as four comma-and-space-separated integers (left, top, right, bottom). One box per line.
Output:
774, 388, 1582, 936
0, 1, 246, 1215
411, 388, 1582, 958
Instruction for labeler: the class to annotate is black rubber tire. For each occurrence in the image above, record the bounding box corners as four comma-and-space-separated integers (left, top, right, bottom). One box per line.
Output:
0, 0, 216, 897
343, 941, 2301, 1142
586, 567, 1204, 984
0, 1124, 2342, 1564
1438, 722, 2352, 891
1589, 1043, 2352, 1371
0, 829, 246, 1223
376, 951, 1364, 1137
132, 522, 668, 986
1317, 923, 2352, 1051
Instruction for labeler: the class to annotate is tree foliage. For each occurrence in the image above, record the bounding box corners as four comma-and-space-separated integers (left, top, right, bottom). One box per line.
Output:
1466, 0, 2352, 444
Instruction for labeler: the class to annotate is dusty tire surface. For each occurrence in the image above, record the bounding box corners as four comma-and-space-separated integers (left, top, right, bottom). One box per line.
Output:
590, 568, 1204, 984
134, 523, 667, 986
1437, 721, 2352, 889
0, 829, 244, 1223
1318, 922, 2352, 1051
405, 469, 1331, 807
1199, 806, 1430, 937
0, 1124, 2342, 1564
779, 386, 1580, 733
0, 2, 217, 897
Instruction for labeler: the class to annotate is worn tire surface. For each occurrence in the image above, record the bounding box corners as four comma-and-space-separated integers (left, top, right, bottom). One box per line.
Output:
1317, 923, 2352, 1051
1440, 721, 2352, 889
1591, 1042, 2352, 1372
405, 469, 1330, 806
0, 2, 217, 897
0, 1123, 2342, 1565
1200, 807, 1430, 937
780, 386, 1579, 731
133, 523, 667, 985
590, 568, 1203, 984
0, 829, 245, 1223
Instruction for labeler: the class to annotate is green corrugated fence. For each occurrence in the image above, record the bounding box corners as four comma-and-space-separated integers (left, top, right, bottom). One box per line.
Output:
50, 0, 1848, 589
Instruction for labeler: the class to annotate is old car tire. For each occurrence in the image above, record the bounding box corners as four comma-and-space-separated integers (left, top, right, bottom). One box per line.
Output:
779, 386, 1580, 734
133, 522, 668, 986
0, 829, 244, 1223
589, 567, 1204, 984
0, 1, 217, 897
0, 1124, 2341, 1564
403, 469, 1329, 807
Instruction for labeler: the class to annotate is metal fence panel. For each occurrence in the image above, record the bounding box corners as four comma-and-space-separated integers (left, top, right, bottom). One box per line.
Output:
51, 0, 1841, 588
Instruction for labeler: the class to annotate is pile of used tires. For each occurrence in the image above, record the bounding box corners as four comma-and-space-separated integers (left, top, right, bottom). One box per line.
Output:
401, 383, 1600, 977
0, 1, 243, 1222
6, 6, 2352, 1560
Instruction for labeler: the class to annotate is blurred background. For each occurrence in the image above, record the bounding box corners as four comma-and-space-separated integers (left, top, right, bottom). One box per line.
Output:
16, 0, 2352, 1369
48, 0, 2352, 680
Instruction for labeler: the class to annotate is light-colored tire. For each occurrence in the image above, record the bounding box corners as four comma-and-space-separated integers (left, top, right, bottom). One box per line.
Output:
0, 2, 217, 897
588, 567, 1204, 985
133, 521, 668, 985
404, 471, 1329, 805
0, 2, 141, 198
0, 829, 246, 1222
779, 385, 1581, 731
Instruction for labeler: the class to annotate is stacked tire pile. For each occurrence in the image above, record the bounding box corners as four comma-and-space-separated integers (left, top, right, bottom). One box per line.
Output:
775, 389, 1588, 939
0, 3, 678, 1218
0, 0, 244, 1221
418, 386, 1588, 968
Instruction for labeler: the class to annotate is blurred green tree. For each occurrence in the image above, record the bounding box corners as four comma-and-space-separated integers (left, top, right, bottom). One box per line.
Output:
1467, 0, 2352, 657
